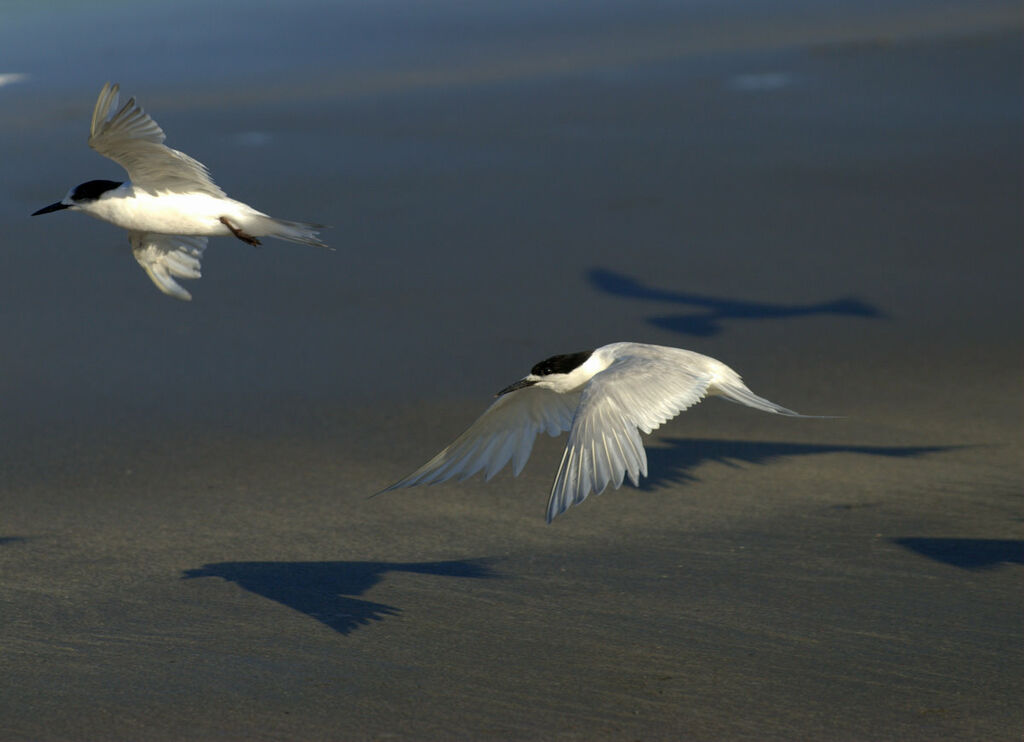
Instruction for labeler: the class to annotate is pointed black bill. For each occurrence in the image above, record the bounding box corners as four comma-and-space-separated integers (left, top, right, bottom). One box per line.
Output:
32, 201, 69, 216
495, 378, 537, 397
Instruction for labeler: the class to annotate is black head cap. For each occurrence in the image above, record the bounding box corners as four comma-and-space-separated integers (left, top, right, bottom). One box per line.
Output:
494, 349, 595, 397
70, 179, 123, 202
530, 350, 593, 377
33, 179, 124, 216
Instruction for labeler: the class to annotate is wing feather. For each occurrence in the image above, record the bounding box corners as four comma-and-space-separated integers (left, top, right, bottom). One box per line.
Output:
545, 348, 715, 521
88, 82, 224, 196
129, 232, 207, 301
383, 386, 579, 491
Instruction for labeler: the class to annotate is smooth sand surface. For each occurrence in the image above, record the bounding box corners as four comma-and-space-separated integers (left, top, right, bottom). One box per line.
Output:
1, 2, 1021, 739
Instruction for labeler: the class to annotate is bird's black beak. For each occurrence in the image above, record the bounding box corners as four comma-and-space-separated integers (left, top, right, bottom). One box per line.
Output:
495, 378, 537, 397
32, 201, 70, 216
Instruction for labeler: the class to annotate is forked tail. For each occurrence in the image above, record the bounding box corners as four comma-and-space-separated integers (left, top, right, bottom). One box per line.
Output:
715, 380, 804, 416
255, 216, 330, 249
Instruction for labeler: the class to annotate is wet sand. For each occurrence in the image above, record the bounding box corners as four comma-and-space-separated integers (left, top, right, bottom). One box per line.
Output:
1, 2, 1021, 740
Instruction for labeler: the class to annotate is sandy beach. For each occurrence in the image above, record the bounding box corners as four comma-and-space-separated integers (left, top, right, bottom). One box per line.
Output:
1, 1, 1021, 739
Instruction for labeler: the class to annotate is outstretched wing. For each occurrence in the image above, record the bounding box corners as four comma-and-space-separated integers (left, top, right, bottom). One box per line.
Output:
129, 232, 207, 301
89, 82, 224, 196
383, 386, 580, 490
546, 350, 714, 521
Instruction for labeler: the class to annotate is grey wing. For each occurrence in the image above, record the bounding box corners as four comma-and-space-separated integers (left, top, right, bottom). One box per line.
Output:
383, 386, 580, 490
129, 232, 207, 301
88, 82, 224, 196
546, 352, 714, 522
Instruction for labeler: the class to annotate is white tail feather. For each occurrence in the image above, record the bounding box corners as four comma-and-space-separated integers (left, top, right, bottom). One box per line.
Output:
252, 215, 329, 248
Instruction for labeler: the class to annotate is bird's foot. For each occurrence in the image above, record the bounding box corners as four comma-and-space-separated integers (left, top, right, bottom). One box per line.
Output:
219, 216, 262, 246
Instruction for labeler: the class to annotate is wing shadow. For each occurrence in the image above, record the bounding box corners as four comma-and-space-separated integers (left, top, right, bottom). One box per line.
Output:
892, 538, 1024, 570
638, 438, 956, 490
588, 267, 884, 336
182, 558, 499, 635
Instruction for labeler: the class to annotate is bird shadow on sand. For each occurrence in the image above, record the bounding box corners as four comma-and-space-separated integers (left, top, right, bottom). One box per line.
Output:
892, 538, 1024, 570
588, 267, 884, 336
637, 438, 956, 491
182, 558, 499, 635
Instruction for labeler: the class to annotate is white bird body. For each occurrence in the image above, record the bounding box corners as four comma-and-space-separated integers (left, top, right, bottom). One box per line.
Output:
384, 342, 813, 522
81, 187, 263, 236
32, 82, 327, 300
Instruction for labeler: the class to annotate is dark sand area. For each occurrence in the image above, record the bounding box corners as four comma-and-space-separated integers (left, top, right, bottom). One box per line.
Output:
1, 1, 1021, 739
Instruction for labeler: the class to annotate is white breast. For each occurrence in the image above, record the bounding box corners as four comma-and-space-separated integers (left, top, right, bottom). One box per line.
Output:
85, 187, 255, 236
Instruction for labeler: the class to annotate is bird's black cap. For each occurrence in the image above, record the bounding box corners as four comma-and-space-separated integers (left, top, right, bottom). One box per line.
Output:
32, 180, 123, 216
530, 350, 593, 376
496, 350, 595, 397
70, 179, 123, 202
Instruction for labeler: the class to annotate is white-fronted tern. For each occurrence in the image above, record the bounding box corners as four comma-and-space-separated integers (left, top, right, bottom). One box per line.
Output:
384, 342, 816, 522
32, 82, 327, 300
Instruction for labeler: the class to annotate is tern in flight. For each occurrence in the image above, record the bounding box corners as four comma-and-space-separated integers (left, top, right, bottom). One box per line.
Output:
384, 342, 820, 522
32, 82, 327, 300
